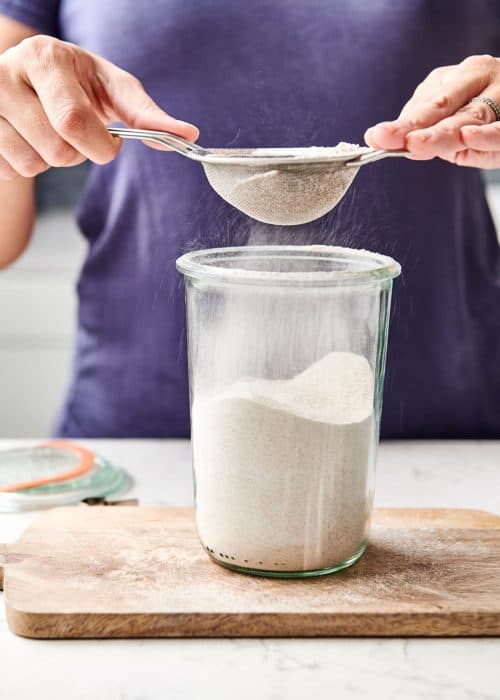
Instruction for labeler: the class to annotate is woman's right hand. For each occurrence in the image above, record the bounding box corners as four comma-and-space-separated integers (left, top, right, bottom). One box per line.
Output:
0, 34, 199, 180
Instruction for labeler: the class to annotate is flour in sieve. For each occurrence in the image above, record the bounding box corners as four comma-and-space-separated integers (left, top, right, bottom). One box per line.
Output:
192, 351, 375, 573
250, 142, 369, 159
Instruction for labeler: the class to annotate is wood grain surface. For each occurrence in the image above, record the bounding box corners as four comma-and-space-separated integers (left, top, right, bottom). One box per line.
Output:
1, 506, 499, 638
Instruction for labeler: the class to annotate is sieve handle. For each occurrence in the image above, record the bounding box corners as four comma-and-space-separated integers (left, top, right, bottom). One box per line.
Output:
346, 149, 410, 168
107, 126, 207, 159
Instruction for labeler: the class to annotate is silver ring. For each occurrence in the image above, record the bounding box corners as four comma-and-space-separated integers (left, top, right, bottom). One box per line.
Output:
471, 96, 500, 121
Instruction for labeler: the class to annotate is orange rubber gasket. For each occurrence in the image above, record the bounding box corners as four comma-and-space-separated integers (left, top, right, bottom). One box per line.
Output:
0, 441, 95, 493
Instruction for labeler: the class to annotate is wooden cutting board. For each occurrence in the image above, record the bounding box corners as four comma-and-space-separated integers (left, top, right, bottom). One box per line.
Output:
1, 506, 499, 638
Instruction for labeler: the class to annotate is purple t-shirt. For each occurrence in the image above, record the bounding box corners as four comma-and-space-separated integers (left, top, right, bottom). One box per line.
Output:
1, 0, 500, 438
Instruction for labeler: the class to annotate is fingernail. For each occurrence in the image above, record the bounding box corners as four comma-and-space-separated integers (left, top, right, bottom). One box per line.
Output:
379, 121, 403, 133
367, 122, 394, 135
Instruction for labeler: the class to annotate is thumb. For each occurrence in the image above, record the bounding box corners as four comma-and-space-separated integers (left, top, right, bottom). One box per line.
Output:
97, 58, 199, 143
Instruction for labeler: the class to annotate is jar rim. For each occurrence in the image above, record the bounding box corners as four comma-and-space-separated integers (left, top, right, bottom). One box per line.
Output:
176, 245, 401, 287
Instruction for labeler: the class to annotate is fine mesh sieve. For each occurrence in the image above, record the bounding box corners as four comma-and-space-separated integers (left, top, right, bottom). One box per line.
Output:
108, 127, 409, 225
202, 159, 360, 225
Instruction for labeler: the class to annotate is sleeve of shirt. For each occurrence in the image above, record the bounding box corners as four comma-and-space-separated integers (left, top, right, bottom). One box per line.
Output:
0, 0, 60, 36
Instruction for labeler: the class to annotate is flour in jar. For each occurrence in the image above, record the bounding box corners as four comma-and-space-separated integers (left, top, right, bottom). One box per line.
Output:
192, 351, 375, 573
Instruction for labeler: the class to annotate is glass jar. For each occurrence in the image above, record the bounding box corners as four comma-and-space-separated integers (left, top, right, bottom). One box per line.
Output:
177, 245, 400, 577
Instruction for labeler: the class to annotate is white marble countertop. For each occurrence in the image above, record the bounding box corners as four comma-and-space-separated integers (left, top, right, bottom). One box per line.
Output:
1, 439, 499, 700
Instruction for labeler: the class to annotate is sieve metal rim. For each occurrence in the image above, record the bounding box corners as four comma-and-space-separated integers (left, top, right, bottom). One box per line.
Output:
176, 246, 401, 287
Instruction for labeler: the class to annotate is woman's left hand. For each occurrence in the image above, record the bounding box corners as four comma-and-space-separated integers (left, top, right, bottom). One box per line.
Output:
365, 54, 500, 168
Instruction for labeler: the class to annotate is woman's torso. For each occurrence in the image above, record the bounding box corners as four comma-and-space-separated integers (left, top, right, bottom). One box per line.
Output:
54, 0, 500, 437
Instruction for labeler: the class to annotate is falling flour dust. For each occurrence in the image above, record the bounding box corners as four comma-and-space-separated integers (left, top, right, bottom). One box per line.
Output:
192, 351, 375, 573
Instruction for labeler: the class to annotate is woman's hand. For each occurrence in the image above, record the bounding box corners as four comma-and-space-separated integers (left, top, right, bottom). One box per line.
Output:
365, 54, 500, 168
0, 34, 199, 180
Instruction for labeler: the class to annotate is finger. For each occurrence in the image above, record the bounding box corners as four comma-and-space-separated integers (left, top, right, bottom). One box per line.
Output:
454, 147, 500, 168
365, 121, 408, 150
96, 58, 200, 148
24, 51, 121, 164
404, 102, 494, 158
398, 57, 493, 122
0, 117, 49, 177
366, 55, 497, 150
0, 79, 84, 167
461, 121, 500, 151
0, 153, 20, 180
